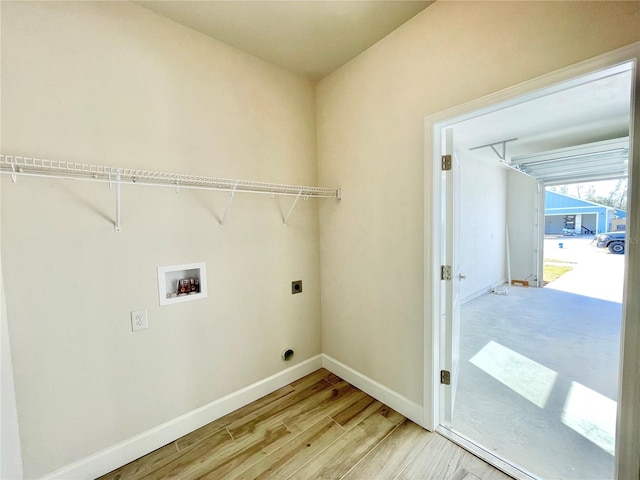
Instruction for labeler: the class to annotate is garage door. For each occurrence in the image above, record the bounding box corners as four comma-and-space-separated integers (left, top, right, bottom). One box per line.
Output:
545, 215, 566, 234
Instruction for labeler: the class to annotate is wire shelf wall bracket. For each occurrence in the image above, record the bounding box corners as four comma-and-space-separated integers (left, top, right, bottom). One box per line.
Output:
219, 180, 239, 229
283, 189, 304, 226
115, 169, 122, 232
470, 138, 519, 161
1, 154, 341, 232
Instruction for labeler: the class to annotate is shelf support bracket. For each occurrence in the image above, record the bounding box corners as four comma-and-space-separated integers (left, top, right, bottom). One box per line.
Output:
10, 158, 17, 183
220, 181, 239, 228
114, 169, 121, 233
470, 138, 518, 161
283, 189, 304, 225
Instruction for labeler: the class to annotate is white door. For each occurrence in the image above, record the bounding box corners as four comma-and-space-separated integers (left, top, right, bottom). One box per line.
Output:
506, 170, 541, 286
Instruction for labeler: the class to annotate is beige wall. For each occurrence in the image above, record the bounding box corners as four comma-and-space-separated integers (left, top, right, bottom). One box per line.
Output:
1, 2, 320, 477
1, 262, 23, 480
4, 1, 640, 477
317, 1, 640, 404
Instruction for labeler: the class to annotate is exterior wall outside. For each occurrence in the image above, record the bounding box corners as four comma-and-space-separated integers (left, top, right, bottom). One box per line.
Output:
545, 192, 623, 233
545, 191, 598, 209
544, 207, 626, 234
544, 213, 598, 235
545, 211, 602, 233
611, 217, 627, 230
610, 210, 627, 231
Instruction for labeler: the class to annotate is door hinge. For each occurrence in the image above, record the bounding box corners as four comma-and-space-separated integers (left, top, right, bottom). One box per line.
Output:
441, 155, 452, 171
441, 265, 452, 281
441, 370, 451, 385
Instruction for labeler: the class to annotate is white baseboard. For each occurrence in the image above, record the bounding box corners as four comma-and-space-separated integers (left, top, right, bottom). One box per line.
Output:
40, 355, 323, 480
40, 354, 424, 479
321, 354, 424, 427
461, 278, 508, 307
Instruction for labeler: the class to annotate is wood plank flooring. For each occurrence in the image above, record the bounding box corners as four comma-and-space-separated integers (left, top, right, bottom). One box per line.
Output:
98, 369, 512, 480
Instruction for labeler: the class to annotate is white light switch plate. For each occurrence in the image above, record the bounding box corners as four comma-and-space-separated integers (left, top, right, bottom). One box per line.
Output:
131, 310, 148, 332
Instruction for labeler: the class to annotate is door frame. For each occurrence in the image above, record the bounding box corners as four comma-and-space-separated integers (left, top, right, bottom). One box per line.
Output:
424, 41, 640, 479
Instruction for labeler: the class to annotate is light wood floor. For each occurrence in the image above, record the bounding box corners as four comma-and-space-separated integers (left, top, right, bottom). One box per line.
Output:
99, 369, 512, 480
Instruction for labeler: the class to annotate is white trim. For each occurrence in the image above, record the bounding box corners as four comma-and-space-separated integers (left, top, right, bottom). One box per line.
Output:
436, 426, 538, 480
460, 278, 508, 307
423, 112, 444, 431
617, 44, 640, 480
425, 45, 637, 130
546, 207, 607, 212
425, 41, 640, 479
321, 354, 424, 427
41, 354, 427, 480
39, 355, 323, 480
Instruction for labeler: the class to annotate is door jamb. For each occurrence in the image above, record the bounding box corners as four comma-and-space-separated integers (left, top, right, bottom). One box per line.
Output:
423, 41, 640, 479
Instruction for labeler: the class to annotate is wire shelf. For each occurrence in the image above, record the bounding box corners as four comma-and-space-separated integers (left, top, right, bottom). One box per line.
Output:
0, 155, 340, 198
1, 154, 341, 231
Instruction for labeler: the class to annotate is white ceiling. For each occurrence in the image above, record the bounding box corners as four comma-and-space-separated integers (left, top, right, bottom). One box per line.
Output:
136, 1, 433, 81
136, 2, 631, 185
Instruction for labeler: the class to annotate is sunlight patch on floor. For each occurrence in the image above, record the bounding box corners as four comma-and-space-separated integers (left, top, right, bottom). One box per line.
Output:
470, 341, 558, 408
561, 381, 616, 455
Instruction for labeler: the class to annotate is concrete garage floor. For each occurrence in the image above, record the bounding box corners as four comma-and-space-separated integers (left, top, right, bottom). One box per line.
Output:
452, 236, 623, 480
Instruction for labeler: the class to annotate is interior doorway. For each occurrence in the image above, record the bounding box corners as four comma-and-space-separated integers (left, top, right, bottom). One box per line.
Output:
427, 51, 638, 480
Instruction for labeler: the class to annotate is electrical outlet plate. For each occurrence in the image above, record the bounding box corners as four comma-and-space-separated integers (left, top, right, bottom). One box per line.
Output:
291, 280, 302, 294
131, 310, 148, 332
